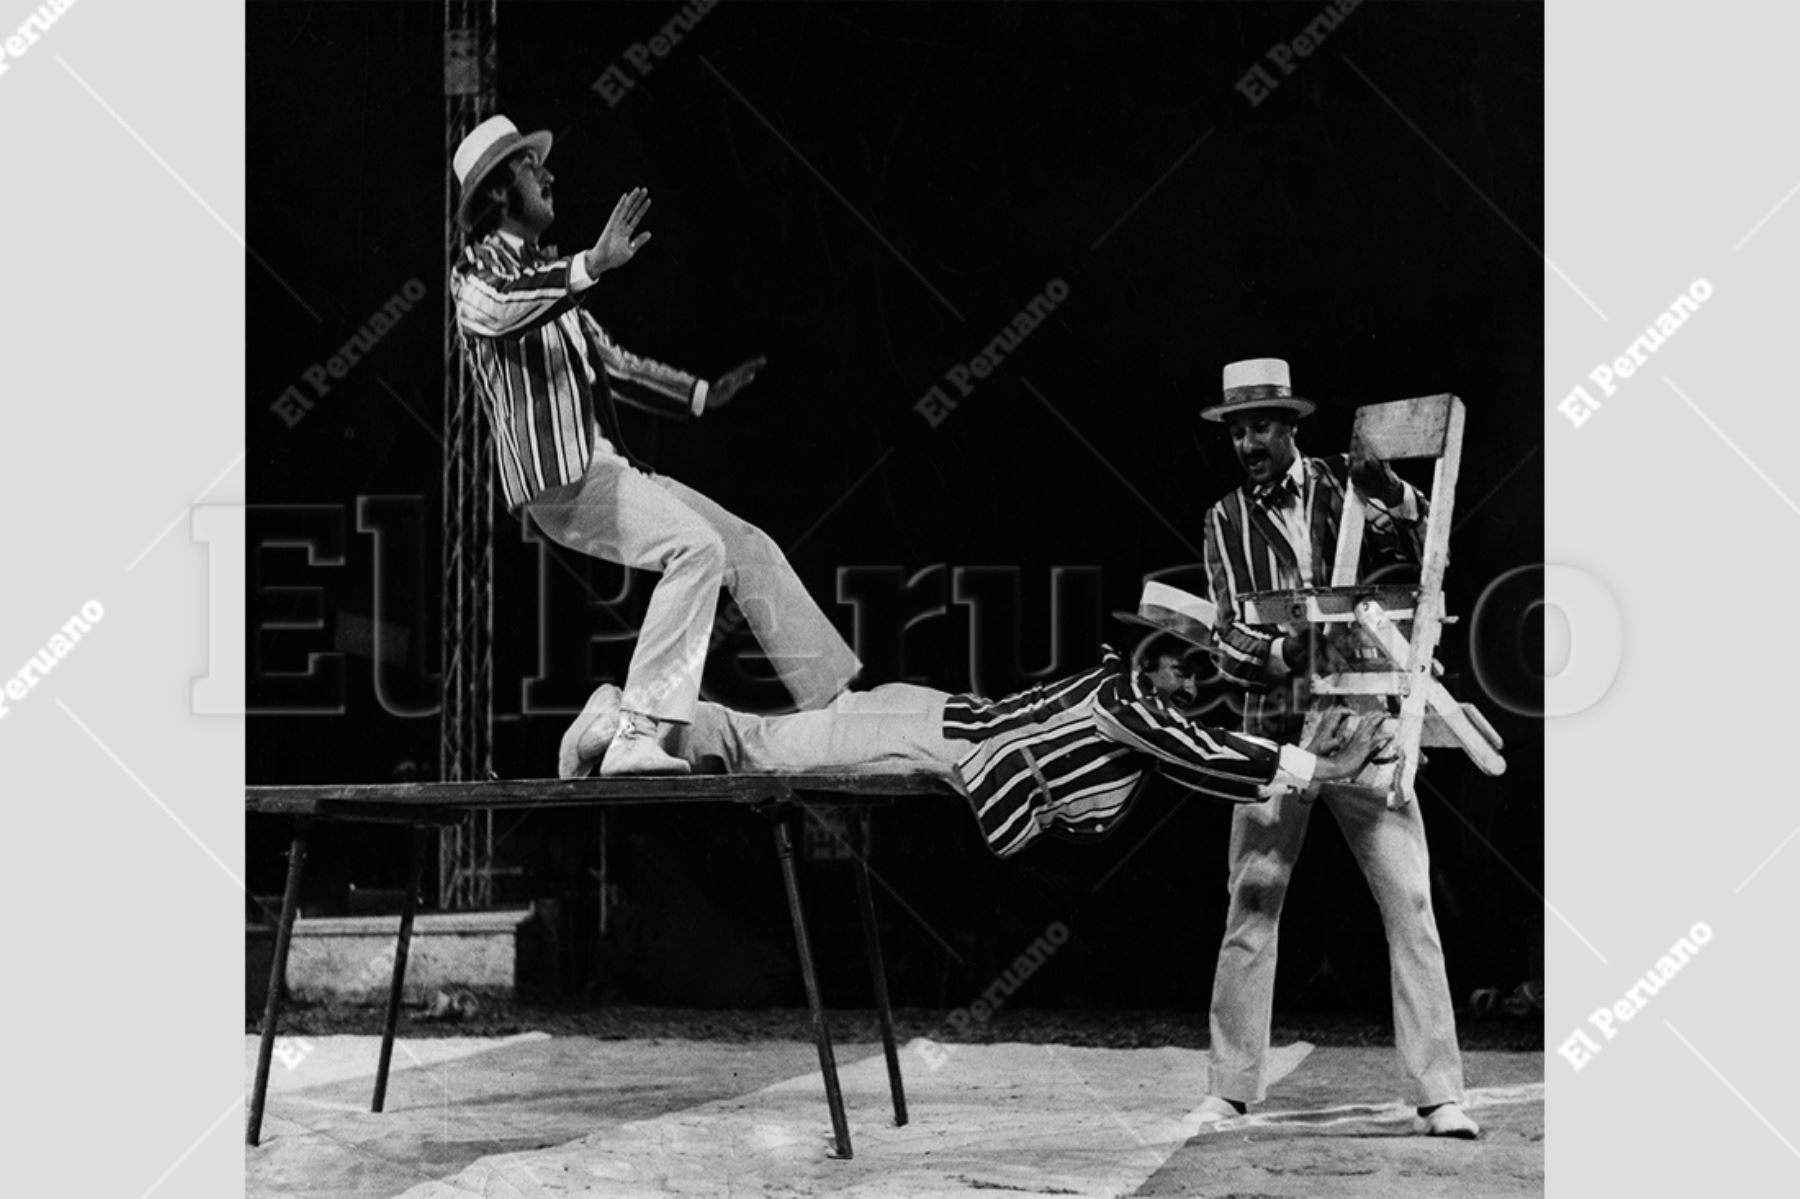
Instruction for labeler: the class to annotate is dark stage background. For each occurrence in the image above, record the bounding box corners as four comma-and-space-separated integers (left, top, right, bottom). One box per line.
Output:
247, 1, 1544, 1018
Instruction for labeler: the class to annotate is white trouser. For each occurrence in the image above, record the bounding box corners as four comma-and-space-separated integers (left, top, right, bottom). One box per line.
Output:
671, 684, 965, 777
1206, 785, 1464, 1107
525, 459, 861, 722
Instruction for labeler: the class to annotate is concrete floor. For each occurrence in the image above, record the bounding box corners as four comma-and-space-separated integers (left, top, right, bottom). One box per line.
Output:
245, 1035, 1543, 1197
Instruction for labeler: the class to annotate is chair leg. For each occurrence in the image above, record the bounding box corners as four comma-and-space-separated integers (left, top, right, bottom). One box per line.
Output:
372, 825, 429, 1113
248, 820, 310, 1147
850, 811, 908, 1126
774, 813, 853, 1158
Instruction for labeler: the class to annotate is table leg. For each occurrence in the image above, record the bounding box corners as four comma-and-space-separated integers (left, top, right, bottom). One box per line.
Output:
247, 820, 310, 1147
372, 825, 428, 1113
850, 810, 908, 1126
774, 813, 853, 1158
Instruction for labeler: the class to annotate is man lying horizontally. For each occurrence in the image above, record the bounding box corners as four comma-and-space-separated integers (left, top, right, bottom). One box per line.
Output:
559, 582, 1389, 858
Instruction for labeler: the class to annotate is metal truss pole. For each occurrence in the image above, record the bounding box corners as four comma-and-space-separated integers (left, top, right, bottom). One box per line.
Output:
439, 0, 499, 909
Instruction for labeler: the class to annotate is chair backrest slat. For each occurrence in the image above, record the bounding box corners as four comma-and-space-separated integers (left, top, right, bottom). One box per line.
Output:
1352, 394, 1455, 461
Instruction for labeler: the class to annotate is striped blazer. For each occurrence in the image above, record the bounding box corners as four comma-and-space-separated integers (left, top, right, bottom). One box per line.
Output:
451, 233, 704, 510
1202, 455, 1425, 737
942, 648, 1296, 859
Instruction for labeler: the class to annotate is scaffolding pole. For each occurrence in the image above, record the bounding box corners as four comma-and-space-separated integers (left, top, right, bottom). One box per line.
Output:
439, 0, 499, 910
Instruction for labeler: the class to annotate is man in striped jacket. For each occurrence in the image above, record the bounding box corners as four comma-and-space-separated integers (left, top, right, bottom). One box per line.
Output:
562, 583, 1390, 857
1194, 358, 1478, 1139
448, 116, 859, 776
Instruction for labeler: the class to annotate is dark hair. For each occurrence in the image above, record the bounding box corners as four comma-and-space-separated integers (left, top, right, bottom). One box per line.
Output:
1133, 630, 1201, 668
465, 151, 524, 241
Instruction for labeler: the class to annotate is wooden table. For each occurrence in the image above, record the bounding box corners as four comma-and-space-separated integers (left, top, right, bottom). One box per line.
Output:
245, 773, 954, 1158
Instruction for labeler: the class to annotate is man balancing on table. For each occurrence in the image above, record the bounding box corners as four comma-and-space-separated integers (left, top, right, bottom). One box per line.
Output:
558, 582, 1391, 857
450, 115, 859, 777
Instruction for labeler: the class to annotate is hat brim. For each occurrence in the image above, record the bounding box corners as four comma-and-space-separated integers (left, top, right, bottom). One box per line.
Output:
1110, 610, 1215, 651
456, 129, 555, 232
1200, 395, 1316, 422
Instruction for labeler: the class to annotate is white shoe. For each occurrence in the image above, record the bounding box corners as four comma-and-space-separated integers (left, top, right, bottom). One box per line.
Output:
1415, 1102, 1480, 1139
600, 710, 690, 776
1193, 1095, 1246, 1126
559, 685, 623, 779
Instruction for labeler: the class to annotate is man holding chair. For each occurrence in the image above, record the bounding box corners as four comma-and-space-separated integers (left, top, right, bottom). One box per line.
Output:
1194, 358, 1479, 1139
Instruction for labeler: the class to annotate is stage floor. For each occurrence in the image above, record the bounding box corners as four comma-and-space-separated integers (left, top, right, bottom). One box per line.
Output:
245, 1034, 1544, 1197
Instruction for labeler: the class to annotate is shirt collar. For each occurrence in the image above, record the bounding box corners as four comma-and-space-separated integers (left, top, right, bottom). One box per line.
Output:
493, 229, 558, 264
1251, 457, 1305, 504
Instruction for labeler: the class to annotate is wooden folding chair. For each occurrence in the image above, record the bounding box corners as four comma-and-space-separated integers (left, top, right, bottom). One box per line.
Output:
1238, 394, 1506, 808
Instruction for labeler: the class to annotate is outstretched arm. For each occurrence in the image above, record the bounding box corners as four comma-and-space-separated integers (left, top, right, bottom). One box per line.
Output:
1091, 652, 1386, 801
1090, 651, 1292, 801
579, 314, 708, 419
453, 184, 659, 341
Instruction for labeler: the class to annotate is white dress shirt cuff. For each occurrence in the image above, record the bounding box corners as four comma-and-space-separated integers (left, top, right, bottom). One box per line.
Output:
569, 252, 595, 293
1266, 638, 1291, 678
690, 379, 709, 418
1273, 744, 1318, 791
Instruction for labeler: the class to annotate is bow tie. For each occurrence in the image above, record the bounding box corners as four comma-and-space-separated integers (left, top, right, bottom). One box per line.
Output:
515, 241, 558, 264
1253, 475, 1299, 509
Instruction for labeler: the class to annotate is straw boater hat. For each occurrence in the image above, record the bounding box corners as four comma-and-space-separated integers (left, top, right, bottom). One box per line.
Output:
452, 115, 554, 232
1111, 581, 1218, 651
1200, 357, 1317, 423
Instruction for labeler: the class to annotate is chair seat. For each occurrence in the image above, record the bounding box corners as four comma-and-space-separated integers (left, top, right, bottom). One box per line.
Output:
1237, 584, 1421, 626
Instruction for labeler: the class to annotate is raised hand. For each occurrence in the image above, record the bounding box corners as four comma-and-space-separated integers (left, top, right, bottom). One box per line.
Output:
1348, 433, 1403, 504
586, 187, 653, 277
706, 356, 769, 412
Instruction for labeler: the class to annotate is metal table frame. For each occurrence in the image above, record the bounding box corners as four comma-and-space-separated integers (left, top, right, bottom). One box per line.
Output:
245, 773, 950, 1158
